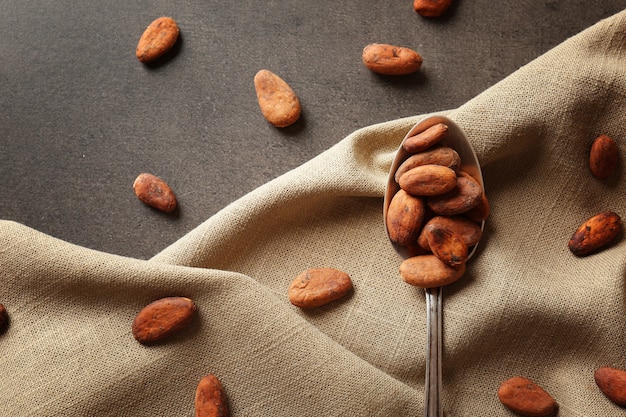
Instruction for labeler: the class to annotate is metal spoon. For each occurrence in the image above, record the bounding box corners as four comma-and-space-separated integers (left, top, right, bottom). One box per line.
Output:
383, 115, 485, 417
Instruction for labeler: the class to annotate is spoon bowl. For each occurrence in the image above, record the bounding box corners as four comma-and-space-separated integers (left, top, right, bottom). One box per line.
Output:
384, 115, 485, 256
383, 115, 485, 417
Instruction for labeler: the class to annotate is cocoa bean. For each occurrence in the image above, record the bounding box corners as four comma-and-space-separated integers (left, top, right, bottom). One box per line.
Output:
568, 211, 622, 256
413, 0, 453, 17
132, 296, 196, 344
362, 43, 423, 75
386, 189, 426, 246
594, 366, 626, 407
394, 147, 461, 182
133, 173, 178, 213
417, 215, 482, 251
402, 123, 448, 154
589, 134, 619, 180
398, 165, 457, 196
288, 268, 353, 308
254, 69, 301, 128
426, 174, 483, 215
399, 254, 466, 288
497, 376, 558, 417
195, 374, 229, 417
0, 304, 8, 334
136, 17, 179, 63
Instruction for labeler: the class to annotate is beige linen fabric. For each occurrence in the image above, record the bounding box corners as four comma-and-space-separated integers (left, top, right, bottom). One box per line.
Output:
3, 10, 626, 417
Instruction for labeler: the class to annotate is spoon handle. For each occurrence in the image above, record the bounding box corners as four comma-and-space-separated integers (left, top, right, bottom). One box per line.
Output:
424, 286, 443, 417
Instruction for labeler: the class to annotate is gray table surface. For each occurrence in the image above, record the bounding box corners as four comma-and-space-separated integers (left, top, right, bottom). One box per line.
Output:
1, 1, 625, 259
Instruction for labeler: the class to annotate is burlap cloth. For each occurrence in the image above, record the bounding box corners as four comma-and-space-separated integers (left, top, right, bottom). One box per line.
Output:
2, 10, 626, 417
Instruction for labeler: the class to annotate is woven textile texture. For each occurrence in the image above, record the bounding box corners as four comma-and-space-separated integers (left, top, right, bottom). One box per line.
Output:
2, 9, 626, 417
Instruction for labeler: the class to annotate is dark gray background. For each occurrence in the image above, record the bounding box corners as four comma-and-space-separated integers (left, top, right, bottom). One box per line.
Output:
1, 1, 624, 259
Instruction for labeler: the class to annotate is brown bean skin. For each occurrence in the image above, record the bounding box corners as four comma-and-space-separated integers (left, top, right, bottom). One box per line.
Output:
398, 165, 458, 197
427, 175, 483, 215
465, 192, 491, 222
568, 211, 622, 256
136, 17, 179, 63
589, 134, 619, 180
497, 376, 558, 417
362, 43, 423, 75
254, 69, 301, 128
0, 304, 8, 334
288, 268, 353, 308
395, 147, 461, 182
403, 123, 448, 154
195, 374, 230, 417
386, 189, 426, 246
424, 225, 468, 267
399, 254, 466, 288
133, 173, 178, 213
413, 0, 453, 17
131, 296, 196, 344
594, 367, 626, 407
418, 215, 482, 250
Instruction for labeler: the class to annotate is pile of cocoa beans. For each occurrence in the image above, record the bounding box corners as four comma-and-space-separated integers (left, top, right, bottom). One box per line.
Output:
385, 122, 489, 288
